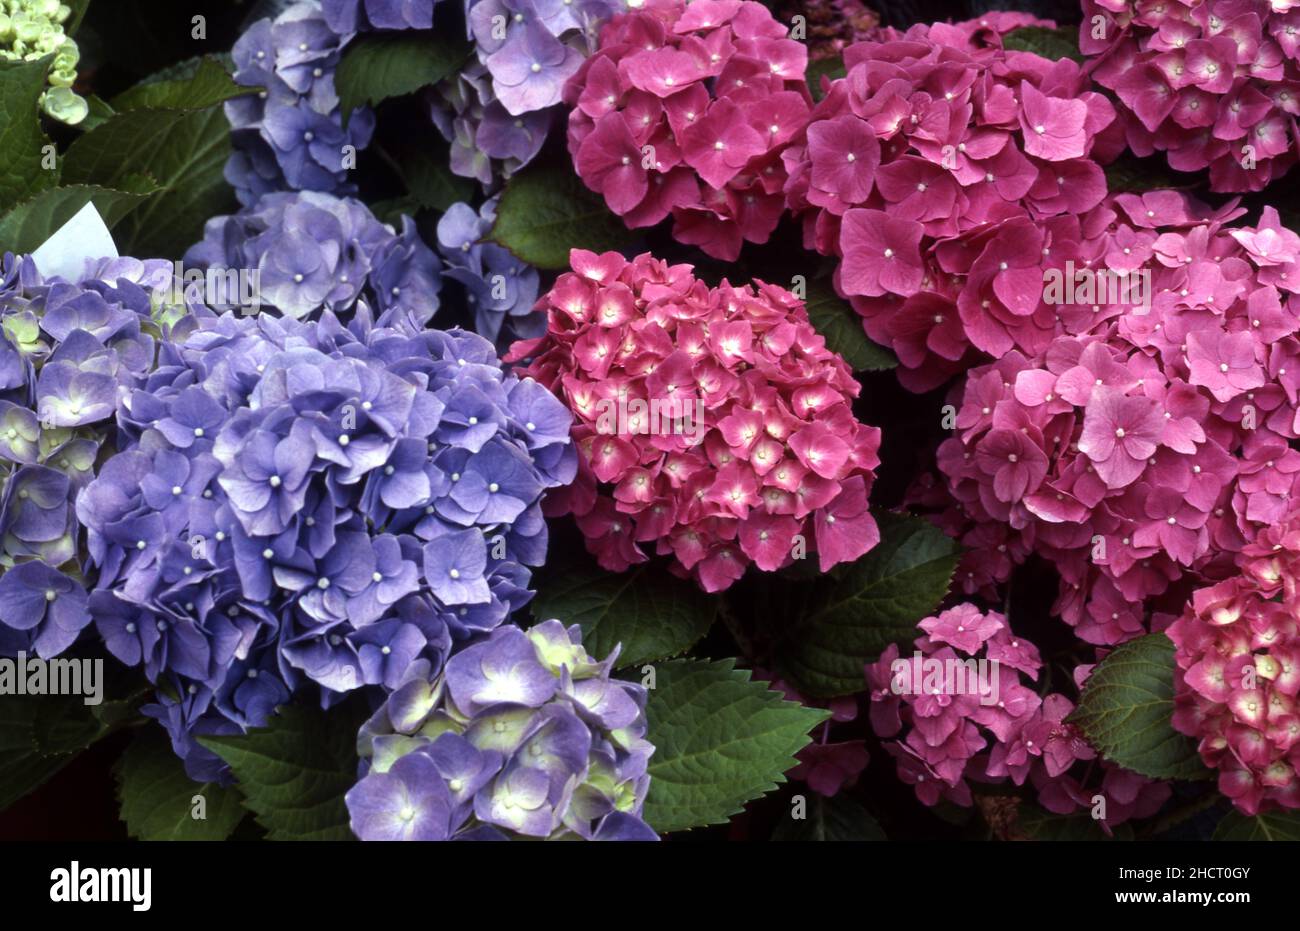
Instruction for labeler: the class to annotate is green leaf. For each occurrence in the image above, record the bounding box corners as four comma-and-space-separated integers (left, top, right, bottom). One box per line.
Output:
400, 152, 475, 213
115, 728, 246, 841
768, 511, 960, 698
771, 794, 885, 841
1214, 810, 1300, 841
199, 702, 366, 841
643, 658, 829, 834
336, 32, 468, 126
0, 689, 116, 811
489, 157, 638, 269
0, 56, 57, 212
806, 57, 846, 103
531, 550, 716, 669
0, 181, 160, 254
79, 94, 116, 132
1067, 633, 1211, 781
1001, 26, 1083, 63
61, 105, 234, 257
111, 57, 250, 112
805, 278, 897, 372
1017, 803, 1131, 840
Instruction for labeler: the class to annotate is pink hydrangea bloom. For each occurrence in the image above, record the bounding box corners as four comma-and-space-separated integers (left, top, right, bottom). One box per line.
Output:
1081, 0, 1300, 193
866, 604, 1166, 829
564, 0, 812, 260
507, 249, 882, 592
923, 195, 1300, 644
780, 19, 1120, 391
1168, 512, 1300, 814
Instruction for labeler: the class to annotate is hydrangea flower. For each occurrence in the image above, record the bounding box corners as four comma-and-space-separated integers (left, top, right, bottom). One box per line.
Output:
322, 0, 437, 32
78, 312, 576, 780
225, 0, 376, 205
1081, 0, 1300, 192
0, 250, 183, 658
565, 0, 813, 261
925, 194, 1300, 645
866, 604, 1170, 830
185, 190, 443, 329
1168, 512, 1300, 814
434, 197, 543, 347
780, 18, 1119, 391
507, 249, 882, 593
345, 620, 655, 841
0, 0, 86, 123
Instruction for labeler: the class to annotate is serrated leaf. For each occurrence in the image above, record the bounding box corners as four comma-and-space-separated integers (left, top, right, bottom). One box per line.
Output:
1018, 802, 1131, 840
643, 658, 829, 833
1213, 809, 1300, 841
115, 727, 245, 841
1001, 26, 1083, 62
489, 158, 638, 269
771, 794, 885, 841
111, 57, 250, 112
336, 32, 468, 126
61, 105, 234, 257
532, 549, 716, 669
0, 181, 160, 254
396, 144, 475, 213
0, 690, 115, 811
805, 278, 897, 372
770, 511, 960, 698
1067, 633, 1211, 781
0, 56, 58, 212
199, 702, 366, 841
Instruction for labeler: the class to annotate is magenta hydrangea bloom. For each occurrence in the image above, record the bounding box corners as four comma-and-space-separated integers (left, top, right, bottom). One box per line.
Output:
866, 604, 1169, 831
781, 18, 1121, 391
506, 248, 882, 592
1081, 0, 1300, 193
924, 194, 1300, 646
564, 0, 813, 261
1168, 512, 1300, 814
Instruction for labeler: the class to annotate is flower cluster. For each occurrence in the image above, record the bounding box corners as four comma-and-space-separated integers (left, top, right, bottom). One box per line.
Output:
507, 249, 882, 593
225, 0, 375, 205
77, 312, 576, 779
565, 0, 812, 261
345, 620, 656, 841
322, 0, 436, 31
932, 195, 1300, 644
866, 604, 1170, 828
781, 18, 1119, 390
185, 190, 442, 328
0, 252, 181, 657
1081, 0, 1299, 193
1168, 513, 1300, 814
434, 197, 543, 348
0, 0, 86, 123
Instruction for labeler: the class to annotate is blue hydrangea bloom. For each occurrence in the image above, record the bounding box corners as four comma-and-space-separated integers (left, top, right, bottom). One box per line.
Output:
225, 0, 376, 205
435, 197, 542, 348
322, 0, 438, 31
78, 311, 576, 780
185, 190, 443, 328
346, 620, 656, 841
0, 252, 187, 658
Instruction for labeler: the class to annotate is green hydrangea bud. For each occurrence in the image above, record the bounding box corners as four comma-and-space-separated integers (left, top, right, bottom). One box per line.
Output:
1, 0, 85, 125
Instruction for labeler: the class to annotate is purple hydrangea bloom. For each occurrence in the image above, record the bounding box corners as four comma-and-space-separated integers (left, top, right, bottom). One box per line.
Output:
79, 310, 576, 781
346, 621, 656, 841
0, 251, 187, 658
435, 198, 542, 348
322, 0, 438, 32
225, 0, 376, 205
185, 191, 443, 328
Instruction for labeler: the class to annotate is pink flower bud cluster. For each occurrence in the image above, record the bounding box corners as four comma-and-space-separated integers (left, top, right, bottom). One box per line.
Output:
933, 194, 1300, 645
507, 249, 882, 593
780, 19, 1121, 391
1081, 0, 1300, 193
1168, 513, 1300, 814
866, 604, 1170, 828
564, 0, 812, 261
